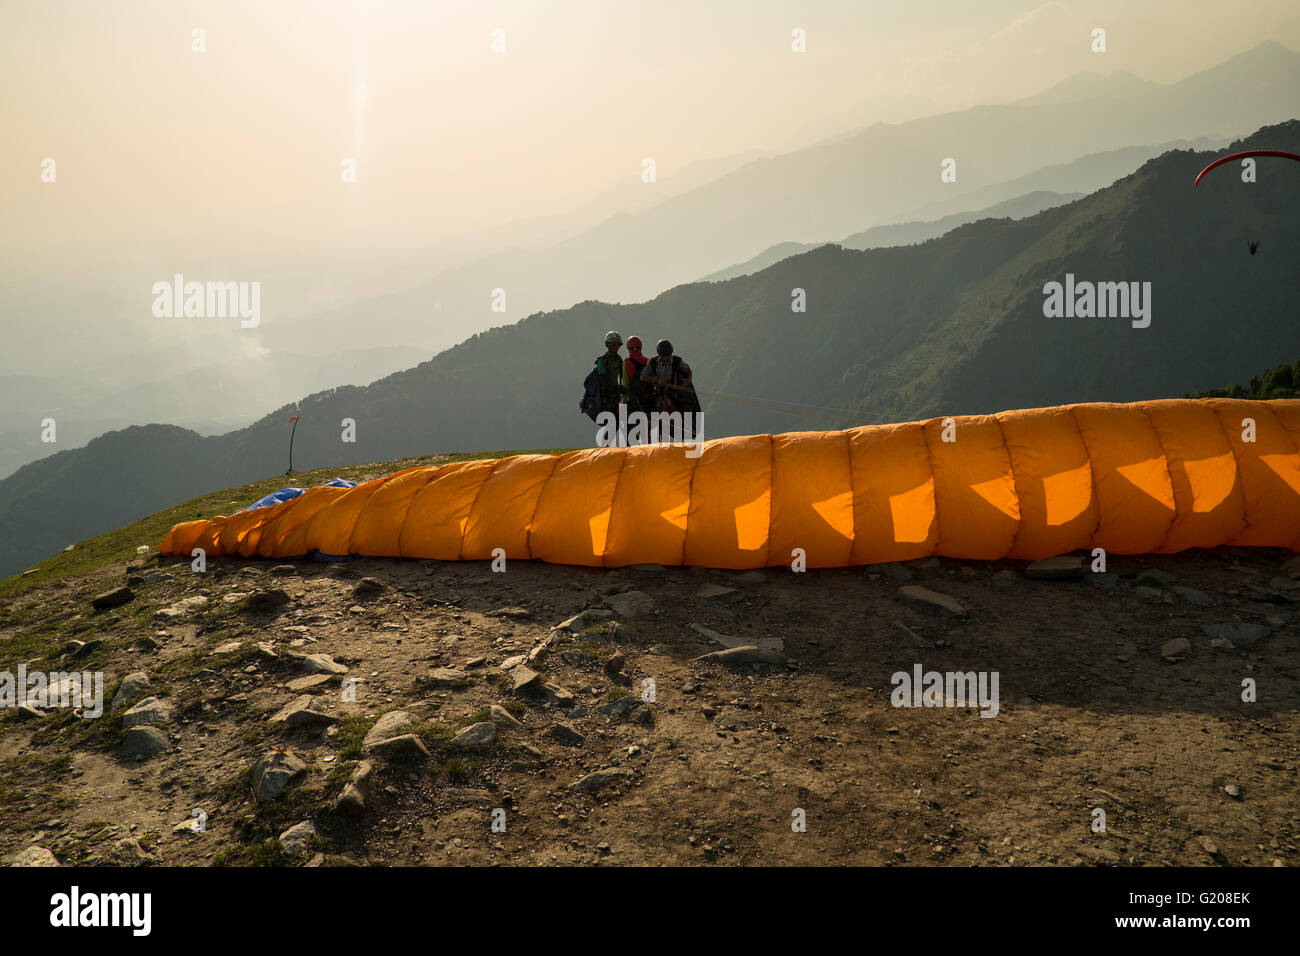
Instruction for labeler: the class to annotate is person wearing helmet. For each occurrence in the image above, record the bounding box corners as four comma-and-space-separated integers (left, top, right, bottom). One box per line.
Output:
623, 335, 650, 416
641, 339, 699, 420
595, 331, 625, 415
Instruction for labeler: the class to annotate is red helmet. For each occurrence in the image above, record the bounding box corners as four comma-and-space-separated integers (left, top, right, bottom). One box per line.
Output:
626, 336, 643, 351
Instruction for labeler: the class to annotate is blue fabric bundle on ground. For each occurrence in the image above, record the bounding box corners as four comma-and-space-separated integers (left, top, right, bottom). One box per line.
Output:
242, 478, 356, 512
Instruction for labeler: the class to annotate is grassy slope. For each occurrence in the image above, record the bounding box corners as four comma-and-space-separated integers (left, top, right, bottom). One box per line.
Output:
0, 448, 574, 601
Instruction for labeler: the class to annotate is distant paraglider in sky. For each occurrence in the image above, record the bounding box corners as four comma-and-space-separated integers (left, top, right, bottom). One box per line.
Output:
1193, 149, 1300, 255
1193, 148, 1300, 187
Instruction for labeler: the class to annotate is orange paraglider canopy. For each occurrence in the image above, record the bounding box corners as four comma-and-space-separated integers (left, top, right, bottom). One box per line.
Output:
160, 399, 1300, 569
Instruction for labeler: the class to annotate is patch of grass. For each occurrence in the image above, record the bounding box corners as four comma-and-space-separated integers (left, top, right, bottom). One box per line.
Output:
236, 782, 333, 847
602, 687, 629, 703
456, 707, 491, 727
499, 699, 526, 717
334, 715, 377, 761
0, 752, 76, 823
0, 619, 67, 671
576, 639, 606, 660
442, 757, 474, 783
212, 839, 300, 868
325, 761, 358, 789
412, 720, 455, 750
30, 706, 121, 749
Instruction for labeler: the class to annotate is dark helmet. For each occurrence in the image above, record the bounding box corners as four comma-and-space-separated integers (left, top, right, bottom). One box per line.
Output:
655, 339, 673, 357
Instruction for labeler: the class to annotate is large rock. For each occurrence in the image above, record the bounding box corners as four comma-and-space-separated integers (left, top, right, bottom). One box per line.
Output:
298, 653, 349, 675
570, 768, 634, 794
868, 562, 914, 583
250, 750, 308, 802
449, 722, 498, 750
363, 711, 414, 748
1161, 637, 1192, 661
335, 761, 374, 816
92, 586, 134, 610
278, 820, 318, 855
899, 585, 967, 616
363, 711, 429, 759
605, 590, 655, 617
488, 704, 523, 729
555, 609, 615, 633
120, 726, 170, 760
111, 672, 152, 710
271, 695, 337, 728
509, 665, 542, 694
689, 623, 783, 654
696, 584, 744, 603
1201, 622, 1271, 646
597, 696, 641, 719
8, 846, 60, 867
366, 734, 430, 760
549, 723, 586, 746
422, 667, 469, 689
155, 595, 209, 619
537, 682, 576, 708
247, 588, 291, 613
1024, 556, 1085, 580
694, 645, 787, 666
1173, 586, 1214, 606
121, 697, 172, 728
352, 577, 388, 600
287, 674, 332, 692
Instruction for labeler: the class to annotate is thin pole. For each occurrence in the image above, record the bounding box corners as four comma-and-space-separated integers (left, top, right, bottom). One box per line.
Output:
286, 416, 299, 475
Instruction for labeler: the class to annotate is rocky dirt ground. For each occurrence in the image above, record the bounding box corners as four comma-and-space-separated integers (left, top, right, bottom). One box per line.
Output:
0, 545, 1297, 867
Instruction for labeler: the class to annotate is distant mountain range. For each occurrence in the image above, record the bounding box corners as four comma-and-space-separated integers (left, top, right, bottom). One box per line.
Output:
703, 137, 1232, 282
4, 121, 1298, 580
702, 190, 1083, 282
4, 41, 1291, 486
217, 41, 1300, 363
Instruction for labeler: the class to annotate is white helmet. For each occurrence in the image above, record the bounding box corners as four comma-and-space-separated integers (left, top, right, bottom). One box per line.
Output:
604, 330, 623, 347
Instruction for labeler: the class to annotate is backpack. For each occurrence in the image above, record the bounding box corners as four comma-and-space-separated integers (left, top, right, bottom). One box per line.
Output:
672, 357, 701, 414
579, 363, 603, 421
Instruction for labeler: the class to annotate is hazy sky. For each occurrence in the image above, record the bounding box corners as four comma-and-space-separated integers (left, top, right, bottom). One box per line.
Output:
5, 0, 1300, 263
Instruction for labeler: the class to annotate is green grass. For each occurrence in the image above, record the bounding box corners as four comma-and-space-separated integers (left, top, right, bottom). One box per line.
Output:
456, 707, 492, 727
0, 447, 577, 601
212, 838, 300, 868
334, 715, 378, 761
443, 757, 474, 783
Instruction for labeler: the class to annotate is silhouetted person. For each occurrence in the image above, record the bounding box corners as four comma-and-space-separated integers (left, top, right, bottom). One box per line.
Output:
1248, 240, 1260, 255
596, 331, 625, 412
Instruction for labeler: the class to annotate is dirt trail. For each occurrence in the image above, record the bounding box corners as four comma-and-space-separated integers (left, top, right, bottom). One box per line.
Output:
1, 547, 1296, 866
